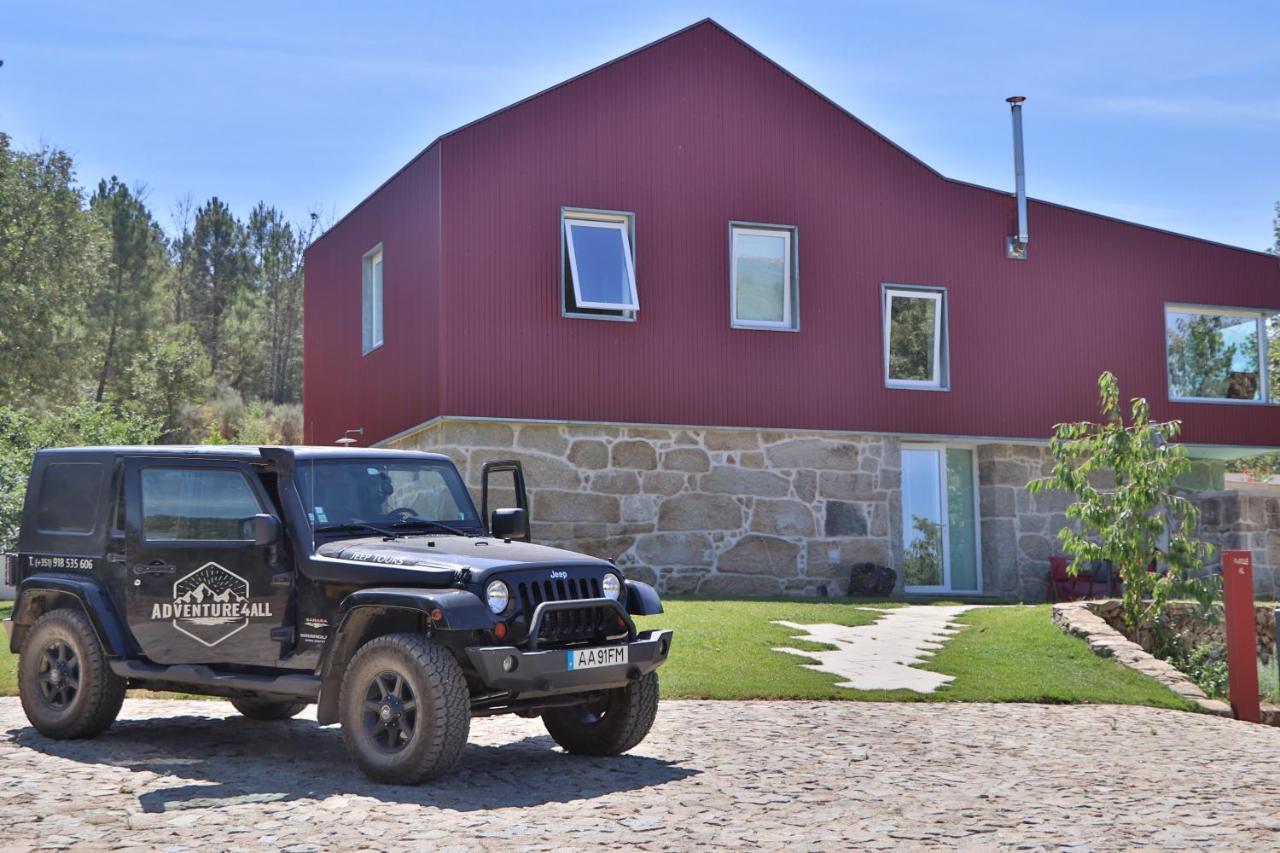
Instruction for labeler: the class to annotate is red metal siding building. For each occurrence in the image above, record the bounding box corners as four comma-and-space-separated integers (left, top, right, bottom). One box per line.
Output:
304, 20, 1280, 600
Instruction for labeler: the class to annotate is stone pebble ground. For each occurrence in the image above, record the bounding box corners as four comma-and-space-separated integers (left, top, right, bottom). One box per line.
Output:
3, 698, 1280, 850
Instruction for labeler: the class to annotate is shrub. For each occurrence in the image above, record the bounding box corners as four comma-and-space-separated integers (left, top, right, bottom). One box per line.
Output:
1154, 632, 1229, 700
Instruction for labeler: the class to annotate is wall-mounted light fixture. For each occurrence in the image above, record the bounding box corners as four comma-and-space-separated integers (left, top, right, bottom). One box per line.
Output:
336, 427, 365, 447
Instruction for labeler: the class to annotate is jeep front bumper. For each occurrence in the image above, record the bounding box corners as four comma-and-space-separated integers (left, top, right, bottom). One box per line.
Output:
464, 629, 673, 698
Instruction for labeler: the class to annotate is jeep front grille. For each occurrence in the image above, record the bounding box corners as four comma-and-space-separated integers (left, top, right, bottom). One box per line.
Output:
514, 576, 619, 647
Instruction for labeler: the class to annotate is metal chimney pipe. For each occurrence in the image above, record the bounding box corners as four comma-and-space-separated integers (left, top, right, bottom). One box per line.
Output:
1006, 96, 1028, 259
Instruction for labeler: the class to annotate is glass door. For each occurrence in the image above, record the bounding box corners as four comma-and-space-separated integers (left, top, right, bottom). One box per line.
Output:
901, 446, 981, 594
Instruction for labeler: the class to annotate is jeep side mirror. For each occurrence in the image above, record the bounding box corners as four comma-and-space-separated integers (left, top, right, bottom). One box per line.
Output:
490, 508, 528, 541
248, 513, 282, 547
481, 460, 530, 542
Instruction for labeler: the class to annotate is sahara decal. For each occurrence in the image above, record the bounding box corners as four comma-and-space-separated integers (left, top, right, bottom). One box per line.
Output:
150, 562, 272, 647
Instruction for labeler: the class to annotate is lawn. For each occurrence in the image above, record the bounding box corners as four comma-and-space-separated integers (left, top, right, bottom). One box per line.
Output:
0, 598, 1192, 710
0, 603, 12, 696
636, 599, 1195, 710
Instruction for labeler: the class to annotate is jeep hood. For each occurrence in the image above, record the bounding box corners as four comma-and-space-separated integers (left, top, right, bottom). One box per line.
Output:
314, 535, 613, 581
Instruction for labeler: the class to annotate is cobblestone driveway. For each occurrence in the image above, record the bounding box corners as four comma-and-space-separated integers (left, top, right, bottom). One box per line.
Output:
2, 697, 1279, 850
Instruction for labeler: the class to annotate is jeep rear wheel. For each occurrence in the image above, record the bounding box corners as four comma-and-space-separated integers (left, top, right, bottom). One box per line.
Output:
542, 672, 659, 756
18, 608, 125, 739
338, 634, 470, 784
230, 698, 309, 721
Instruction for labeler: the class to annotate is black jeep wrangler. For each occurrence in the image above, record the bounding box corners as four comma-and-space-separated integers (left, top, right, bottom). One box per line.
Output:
3, 446, 671, 783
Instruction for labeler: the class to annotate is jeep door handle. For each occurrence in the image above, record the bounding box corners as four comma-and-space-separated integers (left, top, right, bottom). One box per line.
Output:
133, 561, 176, 576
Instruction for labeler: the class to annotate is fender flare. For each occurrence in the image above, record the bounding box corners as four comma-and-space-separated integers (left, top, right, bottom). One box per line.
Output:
9, 574, 132, 656
625, 579, 664, 616
314, 587, 492, 725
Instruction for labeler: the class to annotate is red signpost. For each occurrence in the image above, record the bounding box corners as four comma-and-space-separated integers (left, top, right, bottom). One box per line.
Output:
1222, 550, 1261, 723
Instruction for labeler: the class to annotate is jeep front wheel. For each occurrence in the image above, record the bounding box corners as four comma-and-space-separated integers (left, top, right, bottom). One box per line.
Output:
18, 608, 126, 739
542, 672, 659, 756
230, 697, 309, 721
338, 634, 470, 784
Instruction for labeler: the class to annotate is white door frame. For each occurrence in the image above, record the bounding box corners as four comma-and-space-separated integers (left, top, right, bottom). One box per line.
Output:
902, 443, 983, 595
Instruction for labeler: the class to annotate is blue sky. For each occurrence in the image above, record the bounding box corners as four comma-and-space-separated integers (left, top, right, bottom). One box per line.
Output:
2, 1, 1277, 250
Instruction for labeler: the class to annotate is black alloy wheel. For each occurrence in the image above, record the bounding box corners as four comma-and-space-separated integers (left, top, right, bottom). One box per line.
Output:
362, 670, 419, 754
35, 639, 80, 710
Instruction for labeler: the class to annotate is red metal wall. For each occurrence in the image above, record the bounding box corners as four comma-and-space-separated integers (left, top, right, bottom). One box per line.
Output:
304, 144, 441, 445
306, 21, 1280, 449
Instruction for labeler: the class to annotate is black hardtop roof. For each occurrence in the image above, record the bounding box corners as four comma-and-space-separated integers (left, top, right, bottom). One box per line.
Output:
34, 445, 454, 464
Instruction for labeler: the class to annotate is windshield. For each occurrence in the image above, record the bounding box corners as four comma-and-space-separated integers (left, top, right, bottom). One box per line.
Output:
294, 458, 481, 533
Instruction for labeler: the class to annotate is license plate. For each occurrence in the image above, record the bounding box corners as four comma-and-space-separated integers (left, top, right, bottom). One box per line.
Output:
566, 645, 629, 671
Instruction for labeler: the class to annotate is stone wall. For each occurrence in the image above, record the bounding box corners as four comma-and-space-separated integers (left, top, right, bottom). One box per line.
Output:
976, 444, 1062, 601
385, 418, 1236, 601
387, 418, 902, 596
1088, 598, 1277, 664
1192, 491, 1280, 600
978, 446, 1231, 602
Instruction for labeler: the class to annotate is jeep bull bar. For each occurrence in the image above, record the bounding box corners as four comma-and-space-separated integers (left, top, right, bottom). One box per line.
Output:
466, 597, 672, 697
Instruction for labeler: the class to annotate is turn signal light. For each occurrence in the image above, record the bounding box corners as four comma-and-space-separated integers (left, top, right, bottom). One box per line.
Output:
493, 621, 508, 641
430, 609, 444, 622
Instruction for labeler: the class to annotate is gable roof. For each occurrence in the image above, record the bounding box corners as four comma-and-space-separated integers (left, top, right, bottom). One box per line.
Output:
320, 18, 1275, 260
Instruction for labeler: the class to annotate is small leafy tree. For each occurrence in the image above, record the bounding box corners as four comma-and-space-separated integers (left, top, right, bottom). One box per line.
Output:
1029, 372, 1216, 629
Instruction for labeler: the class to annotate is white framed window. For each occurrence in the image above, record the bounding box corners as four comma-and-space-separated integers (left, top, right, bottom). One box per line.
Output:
362, 245, 383, 354
883, 285, 947, 390
730, 223, 797, 331
1166, 304, 1278, 404
562, 209, 638, 319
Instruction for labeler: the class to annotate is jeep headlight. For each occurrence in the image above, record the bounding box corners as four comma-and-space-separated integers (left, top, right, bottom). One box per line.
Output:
601, 573, 622, 600
485, 580, 510, 614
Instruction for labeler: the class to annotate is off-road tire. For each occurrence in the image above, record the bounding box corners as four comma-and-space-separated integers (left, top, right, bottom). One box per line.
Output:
230, 698, 309, 721
18, 608, 126, 739
542, 672, 659, 756
338, 633, 470, 784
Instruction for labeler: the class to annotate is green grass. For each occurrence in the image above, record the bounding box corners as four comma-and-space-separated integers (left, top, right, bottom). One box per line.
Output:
0, 603, 13, 696
0, 598, 1192, 710
637, 599, 1195, 709
1260, 660, 1280, 703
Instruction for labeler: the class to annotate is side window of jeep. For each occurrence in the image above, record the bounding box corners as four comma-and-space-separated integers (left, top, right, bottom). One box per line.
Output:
141, 467, 263, 542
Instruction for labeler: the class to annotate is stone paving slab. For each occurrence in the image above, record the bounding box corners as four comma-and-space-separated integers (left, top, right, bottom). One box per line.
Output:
773, 605, 975, 692
3, 697, 1280, 850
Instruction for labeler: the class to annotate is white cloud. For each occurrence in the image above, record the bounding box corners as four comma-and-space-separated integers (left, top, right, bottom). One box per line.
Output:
1085, 96, 1280, 124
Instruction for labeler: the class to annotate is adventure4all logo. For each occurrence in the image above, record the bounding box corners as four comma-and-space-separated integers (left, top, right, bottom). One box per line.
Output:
151, 562, 271, 647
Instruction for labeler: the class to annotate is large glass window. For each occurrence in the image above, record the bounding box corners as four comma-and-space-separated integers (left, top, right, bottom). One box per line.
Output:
294, 459, 481, 531
883, 286, 947, 389
362, 245, 383, 354
141, 468, 264, 542
731, 224, 796, 330
36, 462, 105, 534
562, 210, 637, 319
1166, 305, 1277, 403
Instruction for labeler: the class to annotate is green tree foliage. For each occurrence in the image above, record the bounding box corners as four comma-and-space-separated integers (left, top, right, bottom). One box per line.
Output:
0, 134, 107, 404
0, 403, 161, 550
0, 134, 308, 452
125, 325, 211, 440
247, 203, 309, 403
1029, 372, 1217, 630
87, 177, 167, 402
184, 197, 251, 376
